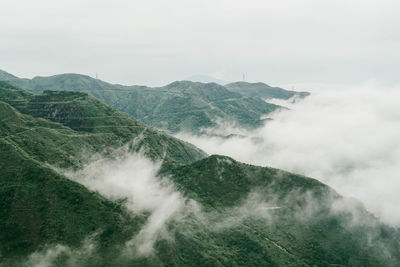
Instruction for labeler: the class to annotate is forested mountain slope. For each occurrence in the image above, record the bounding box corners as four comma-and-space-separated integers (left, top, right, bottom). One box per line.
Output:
0, 81, 205, 166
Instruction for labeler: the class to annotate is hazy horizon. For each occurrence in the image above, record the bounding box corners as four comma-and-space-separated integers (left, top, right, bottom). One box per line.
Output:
1, 0, 399, 86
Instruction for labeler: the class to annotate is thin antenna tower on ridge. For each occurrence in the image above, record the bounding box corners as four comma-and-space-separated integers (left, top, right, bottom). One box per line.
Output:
243, 73, 245, 81
96, 73, 98, 79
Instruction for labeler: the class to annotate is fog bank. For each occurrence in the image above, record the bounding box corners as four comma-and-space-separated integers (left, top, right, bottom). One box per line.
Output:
176, 82, 400, 225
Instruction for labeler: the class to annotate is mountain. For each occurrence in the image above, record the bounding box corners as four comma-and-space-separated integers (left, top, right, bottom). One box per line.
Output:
5, 73, 281, 133
226, 81, 310, 100
0, 110, 146, 259
140, 80, 279, 133
0, 80, 203, 262
162, 156, 400, 266
0, 96, 146, 261
186, 74, 229, 85
1, 81, 399, 266
0, 69, 18, 80
0, 81, 205, 166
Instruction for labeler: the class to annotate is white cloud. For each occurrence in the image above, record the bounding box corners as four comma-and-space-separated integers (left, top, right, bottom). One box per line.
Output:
176, 81, 400, 225
64, 149, 185, 255
24, 237, 96, 267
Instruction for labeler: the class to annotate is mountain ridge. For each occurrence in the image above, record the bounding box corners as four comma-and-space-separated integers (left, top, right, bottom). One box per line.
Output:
0, 69, 18, 80
186, 74, 229, 85
1, 71, 291, 133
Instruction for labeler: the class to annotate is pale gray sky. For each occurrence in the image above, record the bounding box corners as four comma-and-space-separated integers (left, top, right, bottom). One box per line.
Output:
1, 0, 399, 86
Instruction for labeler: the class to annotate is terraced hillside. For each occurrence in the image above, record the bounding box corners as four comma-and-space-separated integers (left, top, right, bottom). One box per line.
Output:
0, 81, 205, 166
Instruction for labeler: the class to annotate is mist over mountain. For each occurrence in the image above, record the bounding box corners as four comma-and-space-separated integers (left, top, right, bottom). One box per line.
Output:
1, 80, 399, 266
176, 81, 400, 227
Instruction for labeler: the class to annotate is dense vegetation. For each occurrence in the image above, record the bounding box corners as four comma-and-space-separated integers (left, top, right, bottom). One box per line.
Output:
4, 73, 283, 133
0, 81, 205, 166
1, 81, 399, 266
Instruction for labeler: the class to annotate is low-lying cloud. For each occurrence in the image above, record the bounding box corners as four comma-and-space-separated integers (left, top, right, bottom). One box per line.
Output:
64, 149, 185, 255
176, 81, 400, 225
23, 236, 96, 267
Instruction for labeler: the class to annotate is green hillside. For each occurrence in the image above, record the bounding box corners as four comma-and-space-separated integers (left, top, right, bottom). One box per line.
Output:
0, 101, 147, 262
1, 81, 399, 266
6, 73, 281, 133
226, 81, 310, 100
161, 156, 400, 266
0, 81, 205, 166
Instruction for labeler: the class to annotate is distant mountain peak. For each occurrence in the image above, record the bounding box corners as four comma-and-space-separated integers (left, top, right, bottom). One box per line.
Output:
186, 74, 229, 85
232, 81, 270, 86
166, 80, 224, 88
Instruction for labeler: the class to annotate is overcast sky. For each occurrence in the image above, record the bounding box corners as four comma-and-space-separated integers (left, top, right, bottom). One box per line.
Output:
1, 0, 399, 86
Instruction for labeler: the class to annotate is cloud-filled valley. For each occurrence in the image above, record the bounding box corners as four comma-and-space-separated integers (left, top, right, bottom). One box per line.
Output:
176, 81, 400, 225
